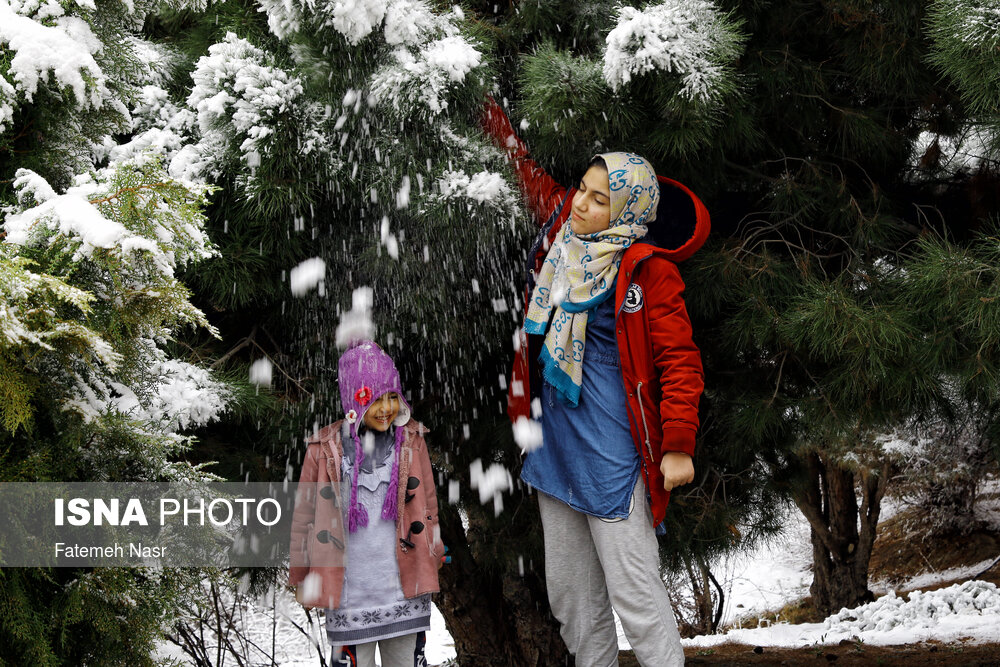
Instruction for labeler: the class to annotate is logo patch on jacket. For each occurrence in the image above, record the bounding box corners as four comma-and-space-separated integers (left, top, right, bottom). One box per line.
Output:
623, 283, 644, 313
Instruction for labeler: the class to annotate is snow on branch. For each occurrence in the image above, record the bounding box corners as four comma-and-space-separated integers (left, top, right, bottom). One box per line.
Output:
436, 169, 515, 208
0, 0, 109, 133
256, 0, 390, 44
368, 34, 483, 115
602, 0, 744, 102
257, 0, 481, 117
172, 32, 328, 186
258, 0, 450, 45
66, 359, 231, 432
383, 0, 446, 46
5, 165, 215, 277
949, 1, 1000, 49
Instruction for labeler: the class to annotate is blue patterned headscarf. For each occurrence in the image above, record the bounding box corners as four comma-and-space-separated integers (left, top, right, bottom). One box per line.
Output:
524, 152, 660, 406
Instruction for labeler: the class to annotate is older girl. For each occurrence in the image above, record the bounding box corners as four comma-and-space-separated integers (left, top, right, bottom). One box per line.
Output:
484, 99, 709, 667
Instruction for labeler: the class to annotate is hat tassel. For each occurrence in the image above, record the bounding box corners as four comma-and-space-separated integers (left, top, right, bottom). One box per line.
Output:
381, 425, 405, 521
347, 423, 369, 533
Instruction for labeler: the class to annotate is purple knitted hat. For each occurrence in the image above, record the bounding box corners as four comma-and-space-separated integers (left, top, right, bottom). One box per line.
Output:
337, 341, 411, 532
338, 340, 412, 427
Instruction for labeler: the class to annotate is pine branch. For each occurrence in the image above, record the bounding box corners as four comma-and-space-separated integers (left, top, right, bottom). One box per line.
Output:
88, 182, 170, 206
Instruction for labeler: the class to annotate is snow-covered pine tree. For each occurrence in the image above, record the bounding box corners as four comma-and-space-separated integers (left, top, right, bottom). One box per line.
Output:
1, 0, 238, 661
494, 0, 1000, 616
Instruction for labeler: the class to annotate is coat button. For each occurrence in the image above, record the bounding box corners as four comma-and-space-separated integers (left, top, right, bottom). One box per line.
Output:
315, 529, 344, 549
406, 476, 420, 490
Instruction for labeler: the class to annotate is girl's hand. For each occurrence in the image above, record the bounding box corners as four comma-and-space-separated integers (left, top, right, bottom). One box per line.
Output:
660, 452, 694, 491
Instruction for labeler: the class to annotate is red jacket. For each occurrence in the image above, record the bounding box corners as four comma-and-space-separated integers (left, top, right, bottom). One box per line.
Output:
484, 98, 709, 525
288, 419, 443, 608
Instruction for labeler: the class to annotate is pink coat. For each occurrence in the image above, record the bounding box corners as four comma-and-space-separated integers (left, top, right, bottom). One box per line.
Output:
288, 418, 443, 609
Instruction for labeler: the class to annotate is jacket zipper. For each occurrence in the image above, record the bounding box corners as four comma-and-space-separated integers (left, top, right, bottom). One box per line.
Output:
616, 252, 655, 468
636, 381, 655, 461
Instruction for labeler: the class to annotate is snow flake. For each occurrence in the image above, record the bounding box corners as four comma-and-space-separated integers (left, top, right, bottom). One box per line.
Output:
469, 458, 513, 516
289, 257, 326, 296
335, 286, 376, 349
512, 416, 543, 454
249, 358, 273, 387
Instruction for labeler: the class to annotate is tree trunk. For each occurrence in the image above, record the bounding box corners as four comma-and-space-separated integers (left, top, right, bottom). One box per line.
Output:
435, 501, 569, 666
792, 451, 889, 614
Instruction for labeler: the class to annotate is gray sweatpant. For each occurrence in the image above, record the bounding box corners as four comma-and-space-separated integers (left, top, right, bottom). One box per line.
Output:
350, 632, 418, 667
537, 478, 684, 667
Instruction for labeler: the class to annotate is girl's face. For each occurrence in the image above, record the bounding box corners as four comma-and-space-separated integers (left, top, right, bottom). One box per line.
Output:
363, 392, 400, 431
570, 165, 612, 235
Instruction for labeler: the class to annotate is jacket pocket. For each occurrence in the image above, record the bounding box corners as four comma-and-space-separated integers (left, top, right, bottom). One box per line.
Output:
305, 522, 316, 565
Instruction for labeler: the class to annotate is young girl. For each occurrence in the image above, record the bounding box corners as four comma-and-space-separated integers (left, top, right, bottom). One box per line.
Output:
483, 99, 709, 666
289, 340, 442, 667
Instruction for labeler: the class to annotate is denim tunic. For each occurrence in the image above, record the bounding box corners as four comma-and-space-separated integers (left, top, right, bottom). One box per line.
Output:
520, 294, 641, 518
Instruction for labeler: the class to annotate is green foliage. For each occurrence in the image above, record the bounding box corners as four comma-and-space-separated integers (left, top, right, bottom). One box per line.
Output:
517, 43, 641, 168
0, 567, 188, 666
0, 156, 228, 658
927, 0, 1000, 116
0, 254, 101, 431
512, 3, 748, 176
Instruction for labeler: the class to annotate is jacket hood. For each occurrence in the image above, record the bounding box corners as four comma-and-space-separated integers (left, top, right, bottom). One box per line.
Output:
645, 175, 710, 262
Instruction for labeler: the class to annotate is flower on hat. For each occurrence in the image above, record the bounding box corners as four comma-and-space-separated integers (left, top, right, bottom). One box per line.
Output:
346, 409, 358, 424
355, 386, 373, 406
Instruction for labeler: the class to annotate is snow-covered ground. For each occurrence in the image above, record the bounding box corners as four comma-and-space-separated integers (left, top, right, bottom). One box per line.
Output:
158, 486, 1000, 665
686, 580, 1000, 650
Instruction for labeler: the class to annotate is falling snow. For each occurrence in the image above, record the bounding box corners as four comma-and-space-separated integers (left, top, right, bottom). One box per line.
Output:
249, 358, 274, 387
512, 416, 544, 454
289, 257, 326, 296
469, 458, 513, 516
335, 286, 376, 349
